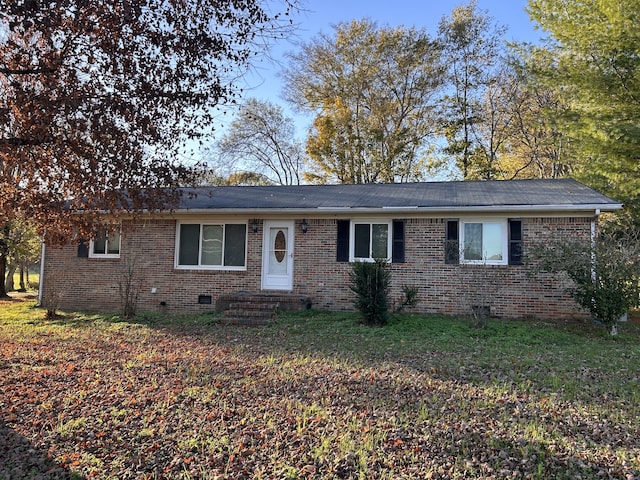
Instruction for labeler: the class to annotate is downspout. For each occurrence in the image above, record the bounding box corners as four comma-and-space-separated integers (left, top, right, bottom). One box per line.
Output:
590, 209, 600, 283
37, 235, 46, 307
590, 209, 601, 326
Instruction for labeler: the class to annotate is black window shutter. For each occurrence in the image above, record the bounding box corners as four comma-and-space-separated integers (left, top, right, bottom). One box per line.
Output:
508, 219, 523, 265
392, 220, 405, 263
445, 219, 459, 264
336, 220, 350, 262
77, 239, 89, 258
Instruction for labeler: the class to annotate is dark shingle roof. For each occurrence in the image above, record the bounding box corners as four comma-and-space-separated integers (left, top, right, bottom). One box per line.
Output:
175, 179, 621, 213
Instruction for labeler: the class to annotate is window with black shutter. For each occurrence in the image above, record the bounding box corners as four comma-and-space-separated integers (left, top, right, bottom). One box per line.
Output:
392, 220, 405, 263
336, 220, 350, 262
445, 219, 459, 264
77, 240, 89, 258
336, 219, 404, 263
508, 219, 523, 265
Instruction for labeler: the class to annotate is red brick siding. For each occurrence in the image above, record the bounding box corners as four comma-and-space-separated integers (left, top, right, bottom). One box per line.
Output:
42, 216, 592, 319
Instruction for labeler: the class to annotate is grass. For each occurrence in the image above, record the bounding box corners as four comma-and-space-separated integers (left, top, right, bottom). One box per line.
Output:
1, 299, 639, 479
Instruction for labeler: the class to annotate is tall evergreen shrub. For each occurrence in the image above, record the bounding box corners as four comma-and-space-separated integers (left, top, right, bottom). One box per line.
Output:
349, 259, 390, 326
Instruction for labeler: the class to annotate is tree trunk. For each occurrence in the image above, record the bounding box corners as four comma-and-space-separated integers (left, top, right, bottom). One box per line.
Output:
19, 264, 26, 291
4, 264, 16, 293
0, 252, 9, 298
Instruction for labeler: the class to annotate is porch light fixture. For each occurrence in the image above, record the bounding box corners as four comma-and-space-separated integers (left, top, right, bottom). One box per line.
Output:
301, 219, 308, 233
252, 219, 258, 233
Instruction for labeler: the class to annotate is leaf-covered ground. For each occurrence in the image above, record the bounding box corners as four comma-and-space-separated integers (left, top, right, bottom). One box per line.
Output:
1, 298, 639, 479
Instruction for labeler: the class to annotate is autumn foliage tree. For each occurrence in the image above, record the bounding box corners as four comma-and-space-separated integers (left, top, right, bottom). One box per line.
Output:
437, 0, 507, 180
284, 19, 445, 184
0, 0, 298, 296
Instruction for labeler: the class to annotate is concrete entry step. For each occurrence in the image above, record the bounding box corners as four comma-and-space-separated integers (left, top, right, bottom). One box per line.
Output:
217, 291, 313, 326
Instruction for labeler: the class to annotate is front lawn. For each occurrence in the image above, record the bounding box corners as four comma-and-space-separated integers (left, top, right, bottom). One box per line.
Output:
1, 299, 639, 479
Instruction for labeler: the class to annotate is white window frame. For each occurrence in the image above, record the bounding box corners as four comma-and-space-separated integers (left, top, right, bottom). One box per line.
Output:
89, 229, 121, 259
174, 221, 248, 271
459, 218, 508, 265
349, 219, 393, 262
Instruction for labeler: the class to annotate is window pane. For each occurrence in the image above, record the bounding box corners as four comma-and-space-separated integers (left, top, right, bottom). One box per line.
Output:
107, 232, 121, 254
483, 223, 503, 260
93, 236, 106, 254
371, 224, 388, 259
464, 223, 483, 260
224, 224, 246, 267
179, 224, 200, 265
354, 224, 370, 258
201, 225, 223, 265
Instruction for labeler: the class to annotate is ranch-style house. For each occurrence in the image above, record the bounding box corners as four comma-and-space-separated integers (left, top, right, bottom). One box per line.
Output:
39, 178, 622, 320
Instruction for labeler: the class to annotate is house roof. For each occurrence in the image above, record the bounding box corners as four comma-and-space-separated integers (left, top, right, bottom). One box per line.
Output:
175, 179, 622, 215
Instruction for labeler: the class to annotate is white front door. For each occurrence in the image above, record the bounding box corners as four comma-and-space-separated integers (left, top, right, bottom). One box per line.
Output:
261, 220, 294, 290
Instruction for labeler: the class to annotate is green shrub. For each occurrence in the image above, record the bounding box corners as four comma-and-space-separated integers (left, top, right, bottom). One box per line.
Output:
396, 284, 419, 312
349, 259, 390, 326
531, 228, 640, 335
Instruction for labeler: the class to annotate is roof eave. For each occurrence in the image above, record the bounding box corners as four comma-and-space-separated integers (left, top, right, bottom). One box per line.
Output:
171, 203, 623, 216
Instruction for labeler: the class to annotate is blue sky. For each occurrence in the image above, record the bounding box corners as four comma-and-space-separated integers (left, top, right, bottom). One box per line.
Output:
218, 0, 544, 140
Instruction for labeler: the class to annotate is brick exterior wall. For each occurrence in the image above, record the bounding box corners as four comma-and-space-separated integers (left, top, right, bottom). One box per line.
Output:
41, 215, 593, 319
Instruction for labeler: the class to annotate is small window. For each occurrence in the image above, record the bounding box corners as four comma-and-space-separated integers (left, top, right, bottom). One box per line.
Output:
460, 220, 507, 265
176, 222, 247, 269
350, 221, 392, 262
89, 229, 120, 258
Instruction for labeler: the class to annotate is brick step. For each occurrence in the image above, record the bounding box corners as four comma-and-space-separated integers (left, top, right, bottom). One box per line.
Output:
216, 292, 313, 313
227, 302, 279, 311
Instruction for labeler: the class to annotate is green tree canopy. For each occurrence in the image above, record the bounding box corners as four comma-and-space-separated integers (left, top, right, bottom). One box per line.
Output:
527, 0, 640, 208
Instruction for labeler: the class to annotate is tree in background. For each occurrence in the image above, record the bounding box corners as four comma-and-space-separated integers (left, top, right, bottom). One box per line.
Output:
283, 19, 445, 184
211, 98, 305, 185
2, 218, 40, 294
526, 0, 640, 211
495, 54, 577, 180
437, 0, 507, 180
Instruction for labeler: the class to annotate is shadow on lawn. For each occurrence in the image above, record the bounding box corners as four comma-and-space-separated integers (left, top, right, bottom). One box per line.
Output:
0, 419, 80, 480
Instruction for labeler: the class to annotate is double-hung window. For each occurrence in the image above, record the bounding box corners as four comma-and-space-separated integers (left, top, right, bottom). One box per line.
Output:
89, 229, 121, 258
460, 219, 508, 265
176, 222, 247, 269
350, 221, 392, 262
445, 218, 523, 266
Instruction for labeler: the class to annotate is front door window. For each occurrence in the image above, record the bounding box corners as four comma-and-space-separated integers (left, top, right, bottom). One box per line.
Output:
269, 228, 289, 275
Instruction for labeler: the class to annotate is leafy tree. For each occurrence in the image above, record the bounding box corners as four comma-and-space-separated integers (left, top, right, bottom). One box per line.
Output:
0, 0, 299, 289
462, 63, 518, 180
496, 54, 577, 179
437, 0, 507, 179
3, 218, 40, 294
195, 170, 273, 187
527, 0, 640, 209
211, 98, 305, 185
531, 229, 640, 335
284, 19, 445, 184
